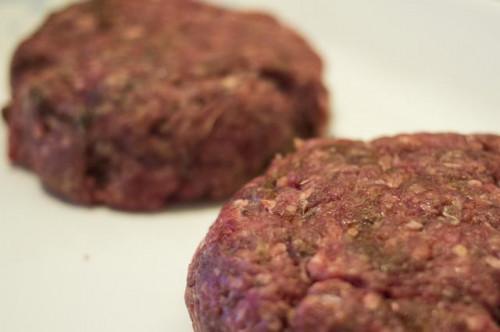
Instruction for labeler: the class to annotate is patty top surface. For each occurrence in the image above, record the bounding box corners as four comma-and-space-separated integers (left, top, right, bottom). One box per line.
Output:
11, 0, 323, 117
187, 133, 500, 332
6, 0, 327, 209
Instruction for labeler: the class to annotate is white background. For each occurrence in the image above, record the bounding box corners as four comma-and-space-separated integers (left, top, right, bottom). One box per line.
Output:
1, 0, 499, 331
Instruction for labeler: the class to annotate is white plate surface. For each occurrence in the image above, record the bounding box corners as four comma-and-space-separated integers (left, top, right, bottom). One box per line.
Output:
1, 0, 499, 331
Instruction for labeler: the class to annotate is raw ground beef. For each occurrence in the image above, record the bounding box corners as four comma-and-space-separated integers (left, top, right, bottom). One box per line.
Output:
187, 133, 500, 332
4, 0, 328, 210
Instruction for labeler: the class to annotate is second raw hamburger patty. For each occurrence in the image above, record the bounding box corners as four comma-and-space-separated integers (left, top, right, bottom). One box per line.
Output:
4, 0, 328, 210
186, 133, 500, 332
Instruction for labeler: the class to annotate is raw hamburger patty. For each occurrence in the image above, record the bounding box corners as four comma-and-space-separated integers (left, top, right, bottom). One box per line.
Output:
186, 133, 500, 332
3, 0, 328, 210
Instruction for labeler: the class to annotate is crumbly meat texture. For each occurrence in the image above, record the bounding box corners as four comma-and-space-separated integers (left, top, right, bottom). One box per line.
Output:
186, 133, 500, 332
4, 0, 328, 210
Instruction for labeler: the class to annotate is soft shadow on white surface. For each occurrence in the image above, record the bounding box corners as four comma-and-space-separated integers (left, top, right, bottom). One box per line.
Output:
1, 169, 218, 332
1, 1, 500, 332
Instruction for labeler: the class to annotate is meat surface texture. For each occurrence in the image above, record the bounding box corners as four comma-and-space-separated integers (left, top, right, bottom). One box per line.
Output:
4, 0, 328, 210
187, 133, 500, 332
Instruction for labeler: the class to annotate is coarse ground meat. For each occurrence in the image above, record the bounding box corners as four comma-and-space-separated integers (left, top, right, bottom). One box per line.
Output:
186, 133, 500, 332
3, 0, 328, 210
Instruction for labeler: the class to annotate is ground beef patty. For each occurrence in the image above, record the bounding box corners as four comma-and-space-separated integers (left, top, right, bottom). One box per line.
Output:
3, 0, 328, 210
186, 133, 500, 332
